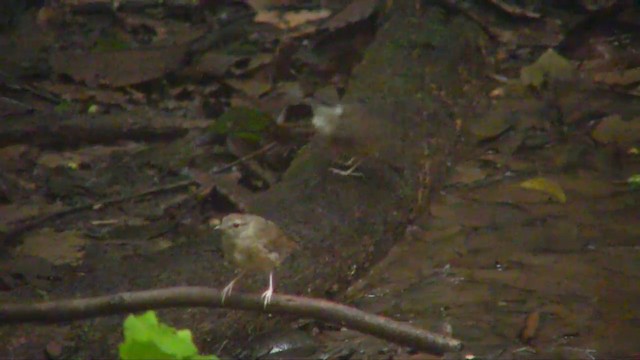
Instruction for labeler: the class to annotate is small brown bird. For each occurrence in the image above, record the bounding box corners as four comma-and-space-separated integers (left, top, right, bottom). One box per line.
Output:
310, 101, 394, 176
216, 213, 298, 307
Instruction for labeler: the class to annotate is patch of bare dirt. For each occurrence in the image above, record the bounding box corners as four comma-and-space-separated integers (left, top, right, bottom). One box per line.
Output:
1, 0, 639, 359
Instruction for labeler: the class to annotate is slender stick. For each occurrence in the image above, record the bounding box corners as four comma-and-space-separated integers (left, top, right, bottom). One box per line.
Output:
210, 142, 277, 174
0, 286, 463, 355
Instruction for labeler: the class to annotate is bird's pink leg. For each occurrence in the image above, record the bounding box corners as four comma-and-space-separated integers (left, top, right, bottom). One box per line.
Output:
260, 272, 274, 308
221, 272, 244, 304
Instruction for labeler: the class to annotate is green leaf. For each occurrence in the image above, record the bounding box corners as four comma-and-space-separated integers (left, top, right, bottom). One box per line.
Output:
54, 100, 74, 114
233, 131, 262, 143
520, 49, 575, 89
211, 107, 273, 136
628, 174, 640, 189
93, 34, 131, 52
119, 311, 218, 360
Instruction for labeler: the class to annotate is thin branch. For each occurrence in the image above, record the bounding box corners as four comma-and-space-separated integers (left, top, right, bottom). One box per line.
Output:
2, 142, 278, 246
1, 180, 195, 247
0, 286, 463, 355
210, 142, 278, 174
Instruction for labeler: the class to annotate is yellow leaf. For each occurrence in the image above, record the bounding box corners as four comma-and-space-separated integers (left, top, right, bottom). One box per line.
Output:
520, 177, 566, 203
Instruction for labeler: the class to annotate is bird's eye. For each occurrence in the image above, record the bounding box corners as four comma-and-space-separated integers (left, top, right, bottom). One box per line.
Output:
232, 222, 240, 228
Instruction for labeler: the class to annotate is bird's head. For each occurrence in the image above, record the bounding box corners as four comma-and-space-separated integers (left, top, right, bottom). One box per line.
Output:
215, 213, 252, 236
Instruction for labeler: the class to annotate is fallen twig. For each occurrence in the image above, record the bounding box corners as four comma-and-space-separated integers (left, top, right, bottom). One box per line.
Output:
1, 180, 195, 247
0, 286, 463, 355
1, 143, 279, 246
209, 142, 278, 174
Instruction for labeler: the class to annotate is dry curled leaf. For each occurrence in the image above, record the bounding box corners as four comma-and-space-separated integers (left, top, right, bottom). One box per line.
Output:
255, 9, 330, 29
591, 114, 640, 145
519, 310, 540, 344
284, 9, 331, 28
247, 0, 296, 11
593, 67, 640, 86
322, 0, 378, 31
50, 47, 188, 87
520, 177, 567, 203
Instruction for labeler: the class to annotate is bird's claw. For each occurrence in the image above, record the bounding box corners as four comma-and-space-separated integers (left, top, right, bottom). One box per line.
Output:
221, 275, 242, 305
330, 166, 364, 177
342, 157, 358, 167
261, 272, 275, 309
221, 283, 233, 304
261, 288, 273, 308
330, 158, 363, 177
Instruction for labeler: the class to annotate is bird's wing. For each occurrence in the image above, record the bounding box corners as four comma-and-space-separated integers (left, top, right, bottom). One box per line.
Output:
248, 217, 298, 262
234, 235, 279, 272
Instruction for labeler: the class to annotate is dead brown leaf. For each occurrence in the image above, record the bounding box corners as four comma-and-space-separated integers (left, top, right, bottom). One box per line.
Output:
283, 9, 331, 28
226, 77, 272, 98
0, 145, 32, 169
254, 10, 285, 28
322, 0, 378, 31
592, 114, 640, 145
39, 81, 130, 105
593, 67, 640, 86
0, 203, 65, 226
37, 144, 144, 169
519, 310, 540, 343
192, 52, 243, 77
16, 228, 87, 266
247, 0, 296, 12
231, 53, 273, 76
255, 9, 330, 29
50, 46, 188, 87
448, 161, 488, 186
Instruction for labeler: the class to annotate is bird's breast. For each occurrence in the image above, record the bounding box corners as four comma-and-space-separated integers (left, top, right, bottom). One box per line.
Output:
226, 236, 281, 273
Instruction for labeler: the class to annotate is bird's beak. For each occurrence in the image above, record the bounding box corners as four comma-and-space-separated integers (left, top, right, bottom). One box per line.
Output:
209, 218, 222, 229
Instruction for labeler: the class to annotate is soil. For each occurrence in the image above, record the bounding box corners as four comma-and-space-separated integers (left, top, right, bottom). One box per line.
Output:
1, 1, 639, 359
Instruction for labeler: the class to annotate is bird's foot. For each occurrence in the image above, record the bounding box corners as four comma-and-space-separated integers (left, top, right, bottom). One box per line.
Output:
221, 274, 242, 304
342, 157, 359, 167
330, 165, 363, 177
261, 272, 275, 309
330, 158, 363, 177
221, 282, 234, 304
260, 288, 273, 308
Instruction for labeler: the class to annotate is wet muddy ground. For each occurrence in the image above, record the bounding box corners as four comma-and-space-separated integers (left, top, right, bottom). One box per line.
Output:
1, 1, 639, 359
